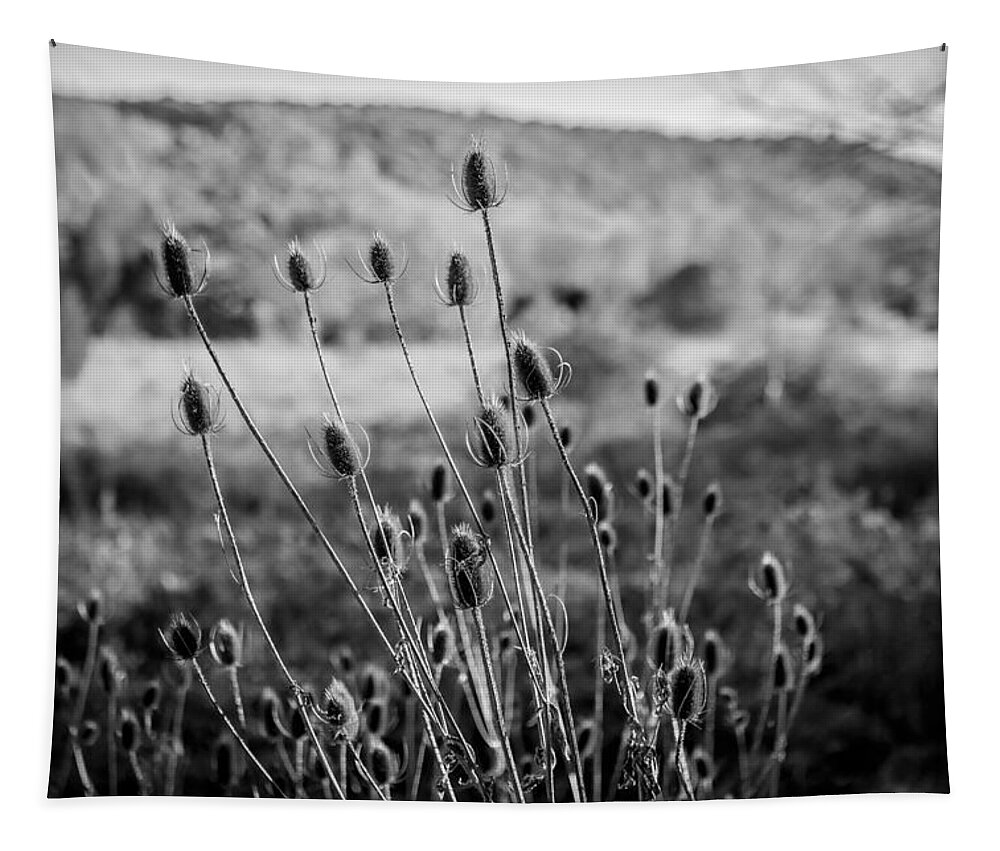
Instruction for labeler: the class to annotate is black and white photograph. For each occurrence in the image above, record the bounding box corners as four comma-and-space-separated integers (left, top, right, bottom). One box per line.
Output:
46, 41, 947, 804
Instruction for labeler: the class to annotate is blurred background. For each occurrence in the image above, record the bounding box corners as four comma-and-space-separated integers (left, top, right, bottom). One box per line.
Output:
52, 45, 946, 795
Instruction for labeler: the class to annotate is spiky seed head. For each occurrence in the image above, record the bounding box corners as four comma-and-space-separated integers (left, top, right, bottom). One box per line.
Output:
118, 708, 140, 753
430, 620, 456, 667
407, 499, 428, 544
366, 738, 400, 786
445, 251, 474, 306
750, 552, 789, 602
160, 221, 196, 297
774, 645, 795, 692
320, 677, 360, 741
584, 463, 613, 523
321, 417, 362, 478
209, 619, 242, 668
793, 603, 816, 641
161, 613, 202, 662
178, 371, 220, 436
446, 523, 493, 610
370, 506, 404, 567
368, 232, 395, 283
635, 468, 653, 501
480, 489, 498, 525
78, 588, 103, 624
644, 370, 660, 407
663, 656, 708, 723
285, 238, 316, 292
474, 399, 511, 469
141, 680, 162, 712
78, 720, 100, 748
559, 424, 574, 452
430, 461, 452, 504
703, 482, 722, 519
512, 333, 556, 400
678, 376, 718, 420
98, 647, 125, 695
461, 140, 499, 210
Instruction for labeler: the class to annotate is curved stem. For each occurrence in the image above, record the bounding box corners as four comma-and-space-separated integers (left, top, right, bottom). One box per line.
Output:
673, 719, 696, 801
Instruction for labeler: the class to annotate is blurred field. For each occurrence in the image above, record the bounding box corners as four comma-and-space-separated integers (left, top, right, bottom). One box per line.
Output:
54, 96, 945, 796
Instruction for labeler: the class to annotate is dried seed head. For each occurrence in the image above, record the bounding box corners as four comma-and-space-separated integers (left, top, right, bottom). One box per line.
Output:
141, 680, 162, 713
702, 629, 728, 680
160, 221, 196, 297
522, 403, 536, 430
359, 663, 391, 703
364, 698, 391, 737
444, 251, 475, 306
635, 468, 653, 501
160, 613, 202, 662
329, 643, 355, 677
118, 707, 141, 753
460, 139, 500, 210
473, 398, 511, 469
692, 747, 714, 784
512, 333, 556, 401
209, 619, 242, 668
370, 506, 405, 567
644, 371, 661, 407
446, 523, 493, 610
430, 620, 456, 668
78, 719, 100, 748
78, 588, 103, 624
584, 463, 613, 523
750, 552, 789, 602
803, 632, 824, 677
648, 612, 686, 671
703, 482, 723, 519
678, 376, 718, 420
177, 370, 222, 436
598, 520, 618, 554
480, 489, 498, 526
774, 645, 795, 692
407, 499, 428, 544
98, 647, 125, 695
285, 238, 317, 292
366, 738, 401, 786
558, 424, 574, 452
662, 655, 708, 723
55, 656, 74, 699
320, 416, 363, 479
320, 677, 360, 741
793, 603, 816, 642
430, 461, 452, 504
368, 232, 395, 283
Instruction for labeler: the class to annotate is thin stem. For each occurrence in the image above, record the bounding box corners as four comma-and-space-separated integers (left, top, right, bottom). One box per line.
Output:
107, 693, 118, 796
752, 602, 783, 756
54, 618, 99, 794
592, 579, 606, 802
679, 514, 716, 625
539, 399, 638, 719
348, 741, 390, 801
651, 404, 665, 605
663, 417, 700, 609
71, 739, 95, 797
128, 750, 150, 796
673, 719, 696, 801
472, 606, 526, 803
190, 659, 288, 798
163, 668, 189, 796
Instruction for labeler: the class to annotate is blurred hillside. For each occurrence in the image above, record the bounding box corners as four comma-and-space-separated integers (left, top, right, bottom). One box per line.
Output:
54, 97, 940, 376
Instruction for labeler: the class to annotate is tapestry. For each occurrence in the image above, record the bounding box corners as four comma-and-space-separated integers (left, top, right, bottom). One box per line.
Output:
49, 43, 948, 801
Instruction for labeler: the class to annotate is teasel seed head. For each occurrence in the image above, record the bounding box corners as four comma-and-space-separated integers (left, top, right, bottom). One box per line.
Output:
702, 629, 729, 680
315, 414, 364, 479
366, 737, 401, 787
118, 707, 141, 754
480, 489, 498, 526
803, 632, 824, 677
635, 468, 653, 502
678, 375, 718, 421
436, 250, 477, 307
793, 603, 816, 641
597, 520, 618, 554
430, 461, 453, 504
280, 237, 326, 293
644, 370, 661, 408
522, 403, 537, 430
98, 647, 125, 696
470, 397, 512, 469
430, 620, 456, 668
647, 611, 687, 672
662, 652, 708, 724
78, 588, 103, 625
209, 619, 242, 668
584, 463, 613, 523
157, 221, 209, 298
320, 676, 360, 741
160, 613, 202, 662
773, 644, 796, 692
368, 232, 396, 283
456, 138, 505, 211
141, 680, 162, 713
175, 369, 223, 436
407, 499, 428, 545
559, 424, 574, 452
260, 687, 291, 740
55, 656, 75, 700
364, 697, 392, 738
703, 481, 723, 519
370, 506, 405, 568
750, 552, 789, 602
359, 663, 391, 703
512, 332, 565, 400
446, 523, 493, 610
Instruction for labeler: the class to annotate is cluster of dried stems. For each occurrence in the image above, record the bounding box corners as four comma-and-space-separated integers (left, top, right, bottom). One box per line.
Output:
52, 140, 824, 802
